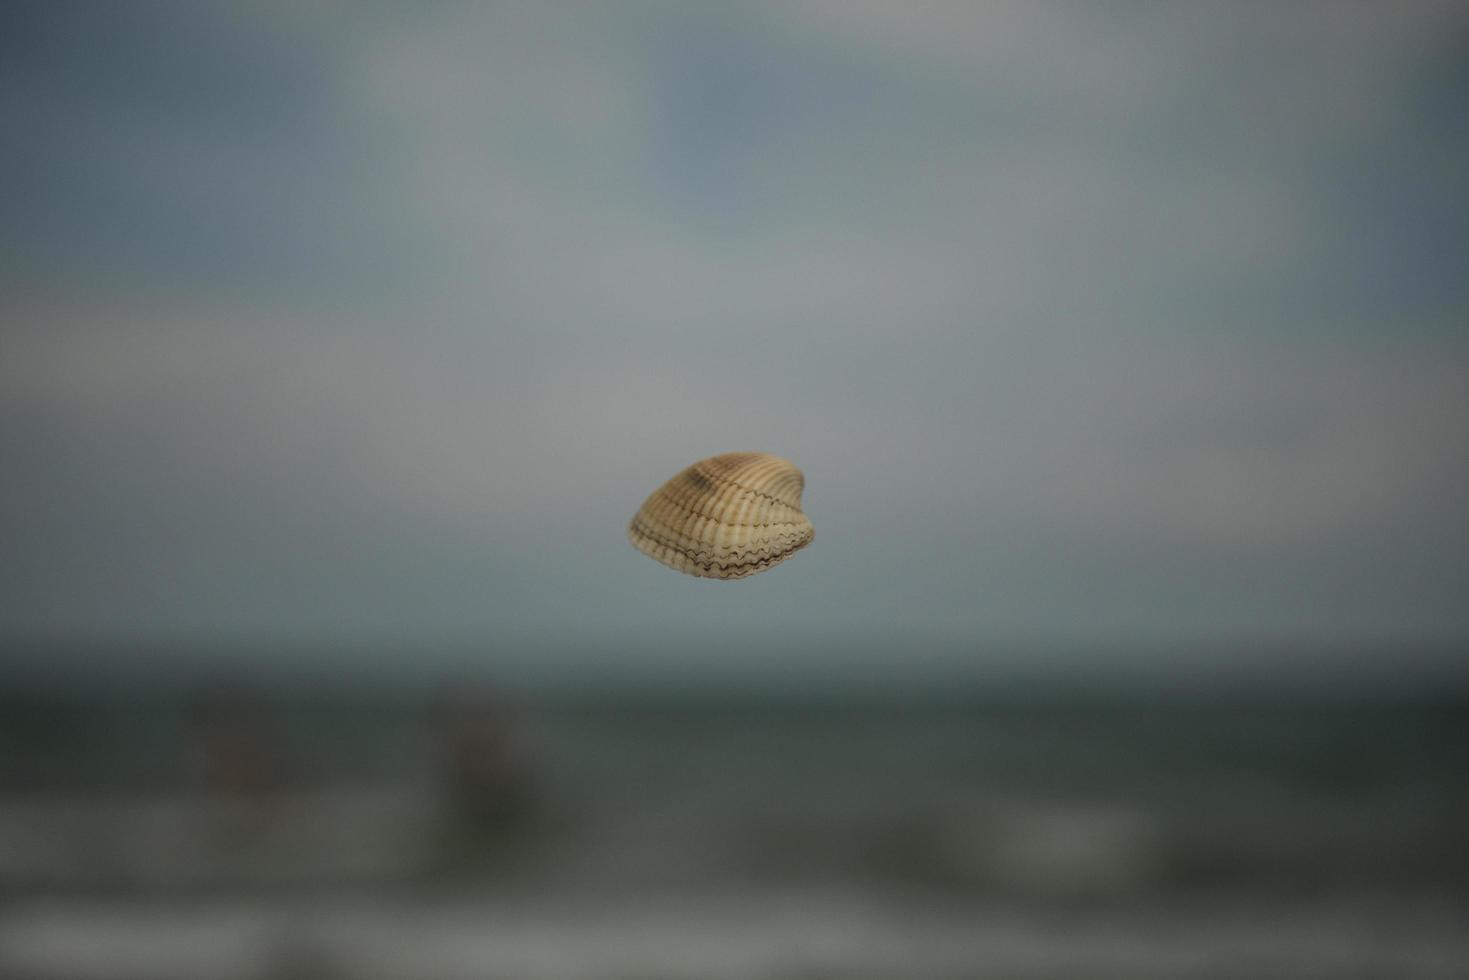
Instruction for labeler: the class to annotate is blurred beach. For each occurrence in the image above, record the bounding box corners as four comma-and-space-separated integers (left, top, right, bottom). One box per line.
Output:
0, 645, 1464, 979
6, 2, 1469, 976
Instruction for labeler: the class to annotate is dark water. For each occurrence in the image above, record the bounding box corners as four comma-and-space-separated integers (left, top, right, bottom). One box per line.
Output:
0, 684, 1465, 978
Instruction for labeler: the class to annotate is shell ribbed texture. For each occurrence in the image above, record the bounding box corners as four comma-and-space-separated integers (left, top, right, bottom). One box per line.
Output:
628, 452, 814, 579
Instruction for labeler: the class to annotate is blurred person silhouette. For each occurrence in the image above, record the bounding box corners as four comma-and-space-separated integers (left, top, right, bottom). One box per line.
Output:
430, 682, 534, 855
187, 681, 284, 841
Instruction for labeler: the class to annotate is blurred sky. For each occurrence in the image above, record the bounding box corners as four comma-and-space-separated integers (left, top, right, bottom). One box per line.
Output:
3, 3, 1468, 670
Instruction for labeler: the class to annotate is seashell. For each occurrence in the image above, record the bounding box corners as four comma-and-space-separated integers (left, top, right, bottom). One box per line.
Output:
628, 452, 814, 580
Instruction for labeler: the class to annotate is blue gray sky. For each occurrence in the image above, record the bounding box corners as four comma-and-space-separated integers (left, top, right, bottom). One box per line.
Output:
3, 3, 1468, 671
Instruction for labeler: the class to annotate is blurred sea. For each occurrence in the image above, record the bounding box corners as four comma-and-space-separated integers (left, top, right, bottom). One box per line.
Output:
0, 660, 1465, 979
